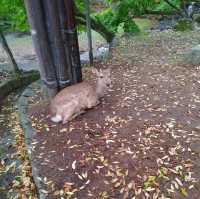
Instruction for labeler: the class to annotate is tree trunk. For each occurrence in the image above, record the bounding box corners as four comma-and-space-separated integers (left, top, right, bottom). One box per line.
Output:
0, 30, 21, 74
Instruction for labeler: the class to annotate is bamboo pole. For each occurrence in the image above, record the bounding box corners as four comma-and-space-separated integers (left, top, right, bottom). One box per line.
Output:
42, 0, 71, 89
64, 0, 82, 83
57, 0, 73, 84
24, 0, 58, 97
84, 0, 93, 66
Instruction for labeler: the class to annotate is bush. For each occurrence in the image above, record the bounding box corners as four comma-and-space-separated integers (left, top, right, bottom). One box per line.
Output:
94, 8, 140, 34
174, 19, 193, 31
193, 14, 200, 24
0, 0, 28, 32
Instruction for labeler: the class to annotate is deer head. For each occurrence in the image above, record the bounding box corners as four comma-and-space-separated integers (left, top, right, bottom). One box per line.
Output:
92, 68, 112, 98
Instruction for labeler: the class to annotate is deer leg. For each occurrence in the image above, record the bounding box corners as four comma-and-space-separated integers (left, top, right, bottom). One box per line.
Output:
62, 102, 77, 124
69, 109, 86, 121
87, 96, 99, 109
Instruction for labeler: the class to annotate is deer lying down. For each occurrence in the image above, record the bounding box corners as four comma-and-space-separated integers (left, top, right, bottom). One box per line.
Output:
50, 68, 111, 124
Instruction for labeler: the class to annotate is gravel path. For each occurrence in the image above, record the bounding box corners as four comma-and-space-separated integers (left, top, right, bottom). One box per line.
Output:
0, 31, 107, 73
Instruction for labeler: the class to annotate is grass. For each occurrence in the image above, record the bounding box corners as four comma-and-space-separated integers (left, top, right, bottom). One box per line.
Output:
134, 18, 153, 32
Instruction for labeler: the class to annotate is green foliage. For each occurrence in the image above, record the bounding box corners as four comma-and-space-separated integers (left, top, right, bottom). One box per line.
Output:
108, 0, 155, 16
153, 0, 182, 12
92, 0, 172, 34
0, 0, 28, 32
94, 4, 141, 34
0, 0, 188, 34
93, 8, 116, 32
174, 19, 193, 31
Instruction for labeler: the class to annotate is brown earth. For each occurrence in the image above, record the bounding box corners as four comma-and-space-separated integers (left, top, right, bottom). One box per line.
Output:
28, 30, 200, 199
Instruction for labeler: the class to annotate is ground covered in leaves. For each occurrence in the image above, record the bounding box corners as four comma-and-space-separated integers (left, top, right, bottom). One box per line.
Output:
29, 30, 200, 199
0, 95, 37, 199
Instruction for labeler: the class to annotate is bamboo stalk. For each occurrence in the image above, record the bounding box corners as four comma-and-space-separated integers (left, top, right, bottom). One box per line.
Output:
24, 0, 58, 97
84, 0, 93, 66
42, 0, 71, 89
64, 0, 82, 84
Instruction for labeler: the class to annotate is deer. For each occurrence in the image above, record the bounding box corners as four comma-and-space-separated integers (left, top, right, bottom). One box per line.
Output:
50, 68, 111, 124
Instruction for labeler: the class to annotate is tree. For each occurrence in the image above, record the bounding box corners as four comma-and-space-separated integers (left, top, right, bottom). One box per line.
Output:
75, 4, 115, 43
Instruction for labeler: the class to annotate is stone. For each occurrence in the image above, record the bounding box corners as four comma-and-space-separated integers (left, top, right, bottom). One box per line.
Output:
190, 142, 200, 153
184, 45, 200, 65
193, 125, 200, 132
194, 159, 200, 166
80, 45, 109, 64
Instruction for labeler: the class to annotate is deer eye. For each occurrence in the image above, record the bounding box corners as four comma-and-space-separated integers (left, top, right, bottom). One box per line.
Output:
100, 76, 103, 78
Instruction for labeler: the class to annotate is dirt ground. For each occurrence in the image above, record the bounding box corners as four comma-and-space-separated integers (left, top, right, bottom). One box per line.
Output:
29, 30, 200, 199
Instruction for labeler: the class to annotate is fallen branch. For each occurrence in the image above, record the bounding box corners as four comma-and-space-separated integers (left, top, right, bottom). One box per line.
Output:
0, 29, 21, 74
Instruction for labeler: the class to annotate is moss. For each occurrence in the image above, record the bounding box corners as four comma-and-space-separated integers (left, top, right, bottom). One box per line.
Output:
174, 19, 193, 31
0, 71, 40, 101
193, 14, 200, 24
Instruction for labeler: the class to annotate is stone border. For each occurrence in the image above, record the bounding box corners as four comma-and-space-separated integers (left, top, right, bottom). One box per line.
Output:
17, 81, 47, 199
0, 70, 40, 101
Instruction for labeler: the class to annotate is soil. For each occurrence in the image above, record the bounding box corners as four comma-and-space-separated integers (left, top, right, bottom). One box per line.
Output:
29, 30, 200, 199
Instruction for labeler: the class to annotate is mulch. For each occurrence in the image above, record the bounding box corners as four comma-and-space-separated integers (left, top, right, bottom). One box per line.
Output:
28, 31, 200, 199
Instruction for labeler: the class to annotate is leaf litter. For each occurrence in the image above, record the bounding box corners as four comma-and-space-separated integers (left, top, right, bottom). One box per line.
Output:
28, 30, 200, 198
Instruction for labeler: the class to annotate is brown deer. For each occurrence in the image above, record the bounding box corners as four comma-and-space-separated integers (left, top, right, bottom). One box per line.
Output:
50, 68, 111, 124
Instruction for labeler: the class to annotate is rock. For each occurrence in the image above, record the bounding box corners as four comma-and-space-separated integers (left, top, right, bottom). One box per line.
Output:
184, 45, 200, 65
190, 142, 200, 153
194, 159, 200, 166
193, 125, 200, 132
80, 45, 109, 64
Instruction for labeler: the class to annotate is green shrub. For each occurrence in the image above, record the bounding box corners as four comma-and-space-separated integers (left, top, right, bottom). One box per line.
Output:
193, 14, 200, 24
94, 8, 140, 34
174, 19, 193, 31
0, 0, 28, 32
153, 0, 182, 12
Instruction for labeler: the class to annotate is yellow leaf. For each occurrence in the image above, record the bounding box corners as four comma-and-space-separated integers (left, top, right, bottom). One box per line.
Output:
181, 188, 188, 196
